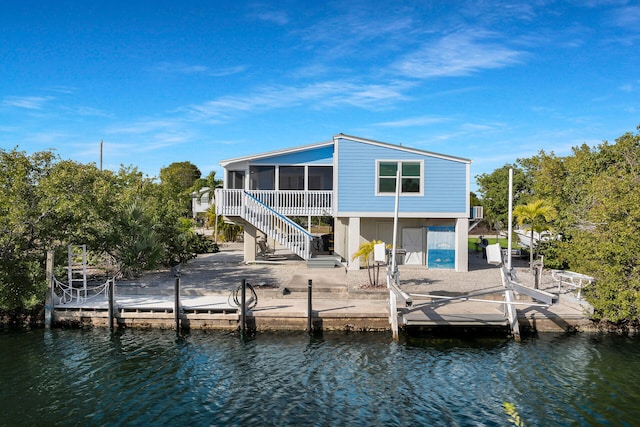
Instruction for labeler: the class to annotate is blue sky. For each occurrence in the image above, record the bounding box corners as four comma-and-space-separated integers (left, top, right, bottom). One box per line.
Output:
1, 1, 639, 192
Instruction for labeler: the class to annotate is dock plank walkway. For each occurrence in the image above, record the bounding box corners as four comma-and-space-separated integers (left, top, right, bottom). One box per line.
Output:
56, 295, 237, 312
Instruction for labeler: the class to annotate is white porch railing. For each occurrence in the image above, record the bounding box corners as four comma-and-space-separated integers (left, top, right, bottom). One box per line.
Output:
215, 189, 333, 217
243, 192, 314, 260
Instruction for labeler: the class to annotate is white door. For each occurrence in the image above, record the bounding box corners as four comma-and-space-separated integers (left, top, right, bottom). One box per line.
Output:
402, 228, 424, 265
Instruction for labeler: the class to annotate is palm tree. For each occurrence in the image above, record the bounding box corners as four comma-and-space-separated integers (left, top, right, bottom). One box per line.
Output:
513, 199, 557, 270
351, 240, 386, 287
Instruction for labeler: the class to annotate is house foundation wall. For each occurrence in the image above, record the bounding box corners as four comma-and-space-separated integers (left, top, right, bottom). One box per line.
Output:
334, 216, 468, 271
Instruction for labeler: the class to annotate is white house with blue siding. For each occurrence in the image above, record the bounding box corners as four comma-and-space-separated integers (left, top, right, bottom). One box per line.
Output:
215, 134, 479, 272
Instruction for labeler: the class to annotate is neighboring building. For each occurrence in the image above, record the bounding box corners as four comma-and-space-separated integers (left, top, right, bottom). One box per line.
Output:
191, 187, 213, 217
216, 134, 482, 272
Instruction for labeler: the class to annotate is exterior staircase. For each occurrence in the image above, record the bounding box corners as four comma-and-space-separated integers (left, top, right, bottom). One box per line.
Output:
242, 192, 314, 260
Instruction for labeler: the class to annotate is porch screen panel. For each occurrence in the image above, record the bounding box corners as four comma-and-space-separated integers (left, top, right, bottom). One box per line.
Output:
427, 226, 455, 269
229, 170, 245, 189
308, 166, 332, 190
250, 166, 275, 190
279, 166, 304, 190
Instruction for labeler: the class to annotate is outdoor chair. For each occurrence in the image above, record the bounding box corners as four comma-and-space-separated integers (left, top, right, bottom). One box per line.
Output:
257, 238, 286, 261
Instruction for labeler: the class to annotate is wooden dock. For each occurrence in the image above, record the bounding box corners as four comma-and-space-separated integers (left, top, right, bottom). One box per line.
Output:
48, 245, 595, 335
51, 289, 593, 335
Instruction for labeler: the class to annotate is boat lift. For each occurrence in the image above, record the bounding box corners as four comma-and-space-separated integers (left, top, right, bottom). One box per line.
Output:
386, 168, 558, 340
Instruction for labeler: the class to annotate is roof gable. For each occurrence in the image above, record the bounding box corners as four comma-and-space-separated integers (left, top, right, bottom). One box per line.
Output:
333, 134, 471, 164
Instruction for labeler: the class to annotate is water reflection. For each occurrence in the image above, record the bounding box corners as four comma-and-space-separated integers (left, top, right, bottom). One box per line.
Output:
1, 328, 639, 426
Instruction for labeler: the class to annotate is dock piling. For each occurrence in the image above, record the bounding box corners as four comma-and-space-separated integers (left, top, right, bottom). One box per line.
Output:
108, 279, 115, 331
307, 279, 313, 334
240, 279, 247, 337
174, 277, 181, 332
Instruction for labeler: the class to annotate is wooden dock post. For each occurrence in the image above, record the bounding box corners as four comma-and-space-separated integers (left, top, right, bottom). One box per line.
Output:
44, 250, 54, 329
108, 278, 115, 331
240, 279, 246, 337
174, 277, 181, 332
307, 279, 313, 334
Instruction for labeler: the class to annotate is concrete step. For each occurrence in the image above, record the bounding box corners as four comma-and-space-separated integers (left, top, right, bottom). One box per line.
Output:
307, 255, 342, 268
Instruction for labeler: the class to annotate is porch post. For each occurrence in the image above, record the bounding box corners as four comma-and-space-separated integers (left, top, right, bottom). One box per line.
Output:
348, 217, 361, 271
455, 217, 469, 272
243, 223, 258, 263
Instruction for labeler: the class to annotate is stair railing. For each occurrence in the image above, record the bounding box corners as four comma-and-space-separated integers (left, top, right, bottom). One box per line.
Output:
242, 192, 313, 260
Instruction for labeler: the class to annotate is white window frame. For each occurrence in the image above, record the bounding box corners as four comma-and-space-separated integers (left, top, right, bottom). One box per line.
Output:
375, 160, 424, 196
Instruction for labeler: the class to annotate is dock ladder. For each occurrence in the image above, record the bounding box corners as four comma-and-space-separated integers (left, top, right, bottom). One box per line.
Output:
68, 244, 88, 301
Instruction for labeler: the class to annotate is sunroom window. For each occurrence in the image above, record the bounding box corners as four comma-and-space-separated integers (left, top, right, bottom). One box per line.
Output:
279, 166, 305, 190
377, 161, 422, 195
249, 166, 275, 190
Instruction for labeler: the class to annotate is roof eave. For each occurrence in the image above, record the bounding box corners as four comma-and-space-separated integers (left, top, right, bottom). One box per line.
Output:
219, 140, 333, 168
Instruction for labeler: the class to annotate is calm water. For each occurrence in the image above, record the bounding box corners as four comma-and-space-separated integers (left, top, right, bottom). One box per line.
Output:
1, 328, 639, 427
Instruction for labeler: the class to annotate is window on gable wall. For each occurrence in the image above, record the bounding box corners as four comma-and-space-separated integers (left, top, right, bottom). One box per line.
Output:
377, 160, 423, 195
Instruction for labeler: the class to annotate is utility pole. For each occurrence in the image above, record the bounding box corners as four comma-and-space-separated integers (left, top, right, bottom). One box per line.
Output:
100, 140, 103, 171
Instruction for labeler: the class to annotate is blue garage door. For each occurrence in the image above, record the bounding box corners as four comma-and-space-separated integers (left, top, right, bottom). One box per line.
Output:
427, 226, 455, 269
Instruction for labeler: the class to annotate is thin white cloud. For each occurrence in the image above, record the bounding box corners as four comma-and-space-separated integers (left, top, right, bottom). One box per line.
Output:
375, 116, 451, 128
181, 79, 412, 122
46, 86, 75, 94
255, 10, 289, 25
154, 62, 209, 74
209, 65, 247, 77
153, 62, 246, 77
105, 120, 181, 135
610, 5, 640, 27
247, 3, 289, 25
66, 106, 112, 118
297, 8, 416, 61
2, 96, 53, 110
619, 81, 640, 92
393, 31, 525, 79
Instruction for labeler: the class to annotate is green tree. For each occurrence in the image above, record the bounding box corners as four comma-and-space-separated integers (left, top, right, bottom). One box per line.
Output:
159, 161, 202, 216
109, 200, 164, 277
0, 149, 55, 308
475, 165, 532, 227
561, 129, 640, 324
193, 170, 223, 193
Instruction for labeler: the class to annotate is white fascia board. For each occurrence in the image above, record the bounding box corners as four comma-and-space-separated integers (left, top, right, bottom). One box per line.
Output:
333, 133, 472, 164
336, 211, 469, 218
219, 141, 333, 168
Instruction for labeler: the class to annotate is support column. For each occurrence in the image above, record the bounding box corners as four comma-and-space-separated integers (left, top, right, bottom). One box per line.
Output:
348, 217, 361, 271
243, 223, 258, 263
455, 217, 469, 272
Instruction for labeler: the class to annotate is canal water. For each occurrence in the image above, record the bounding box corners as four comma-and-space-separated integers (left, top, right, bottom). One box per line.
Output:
1, 328, 639, 426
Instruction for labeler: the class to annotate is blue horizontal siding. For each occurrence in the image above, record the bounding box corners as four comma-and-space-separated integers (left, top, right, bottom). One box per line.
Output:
251, 146, 333, 166
337, 138, 466, 214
